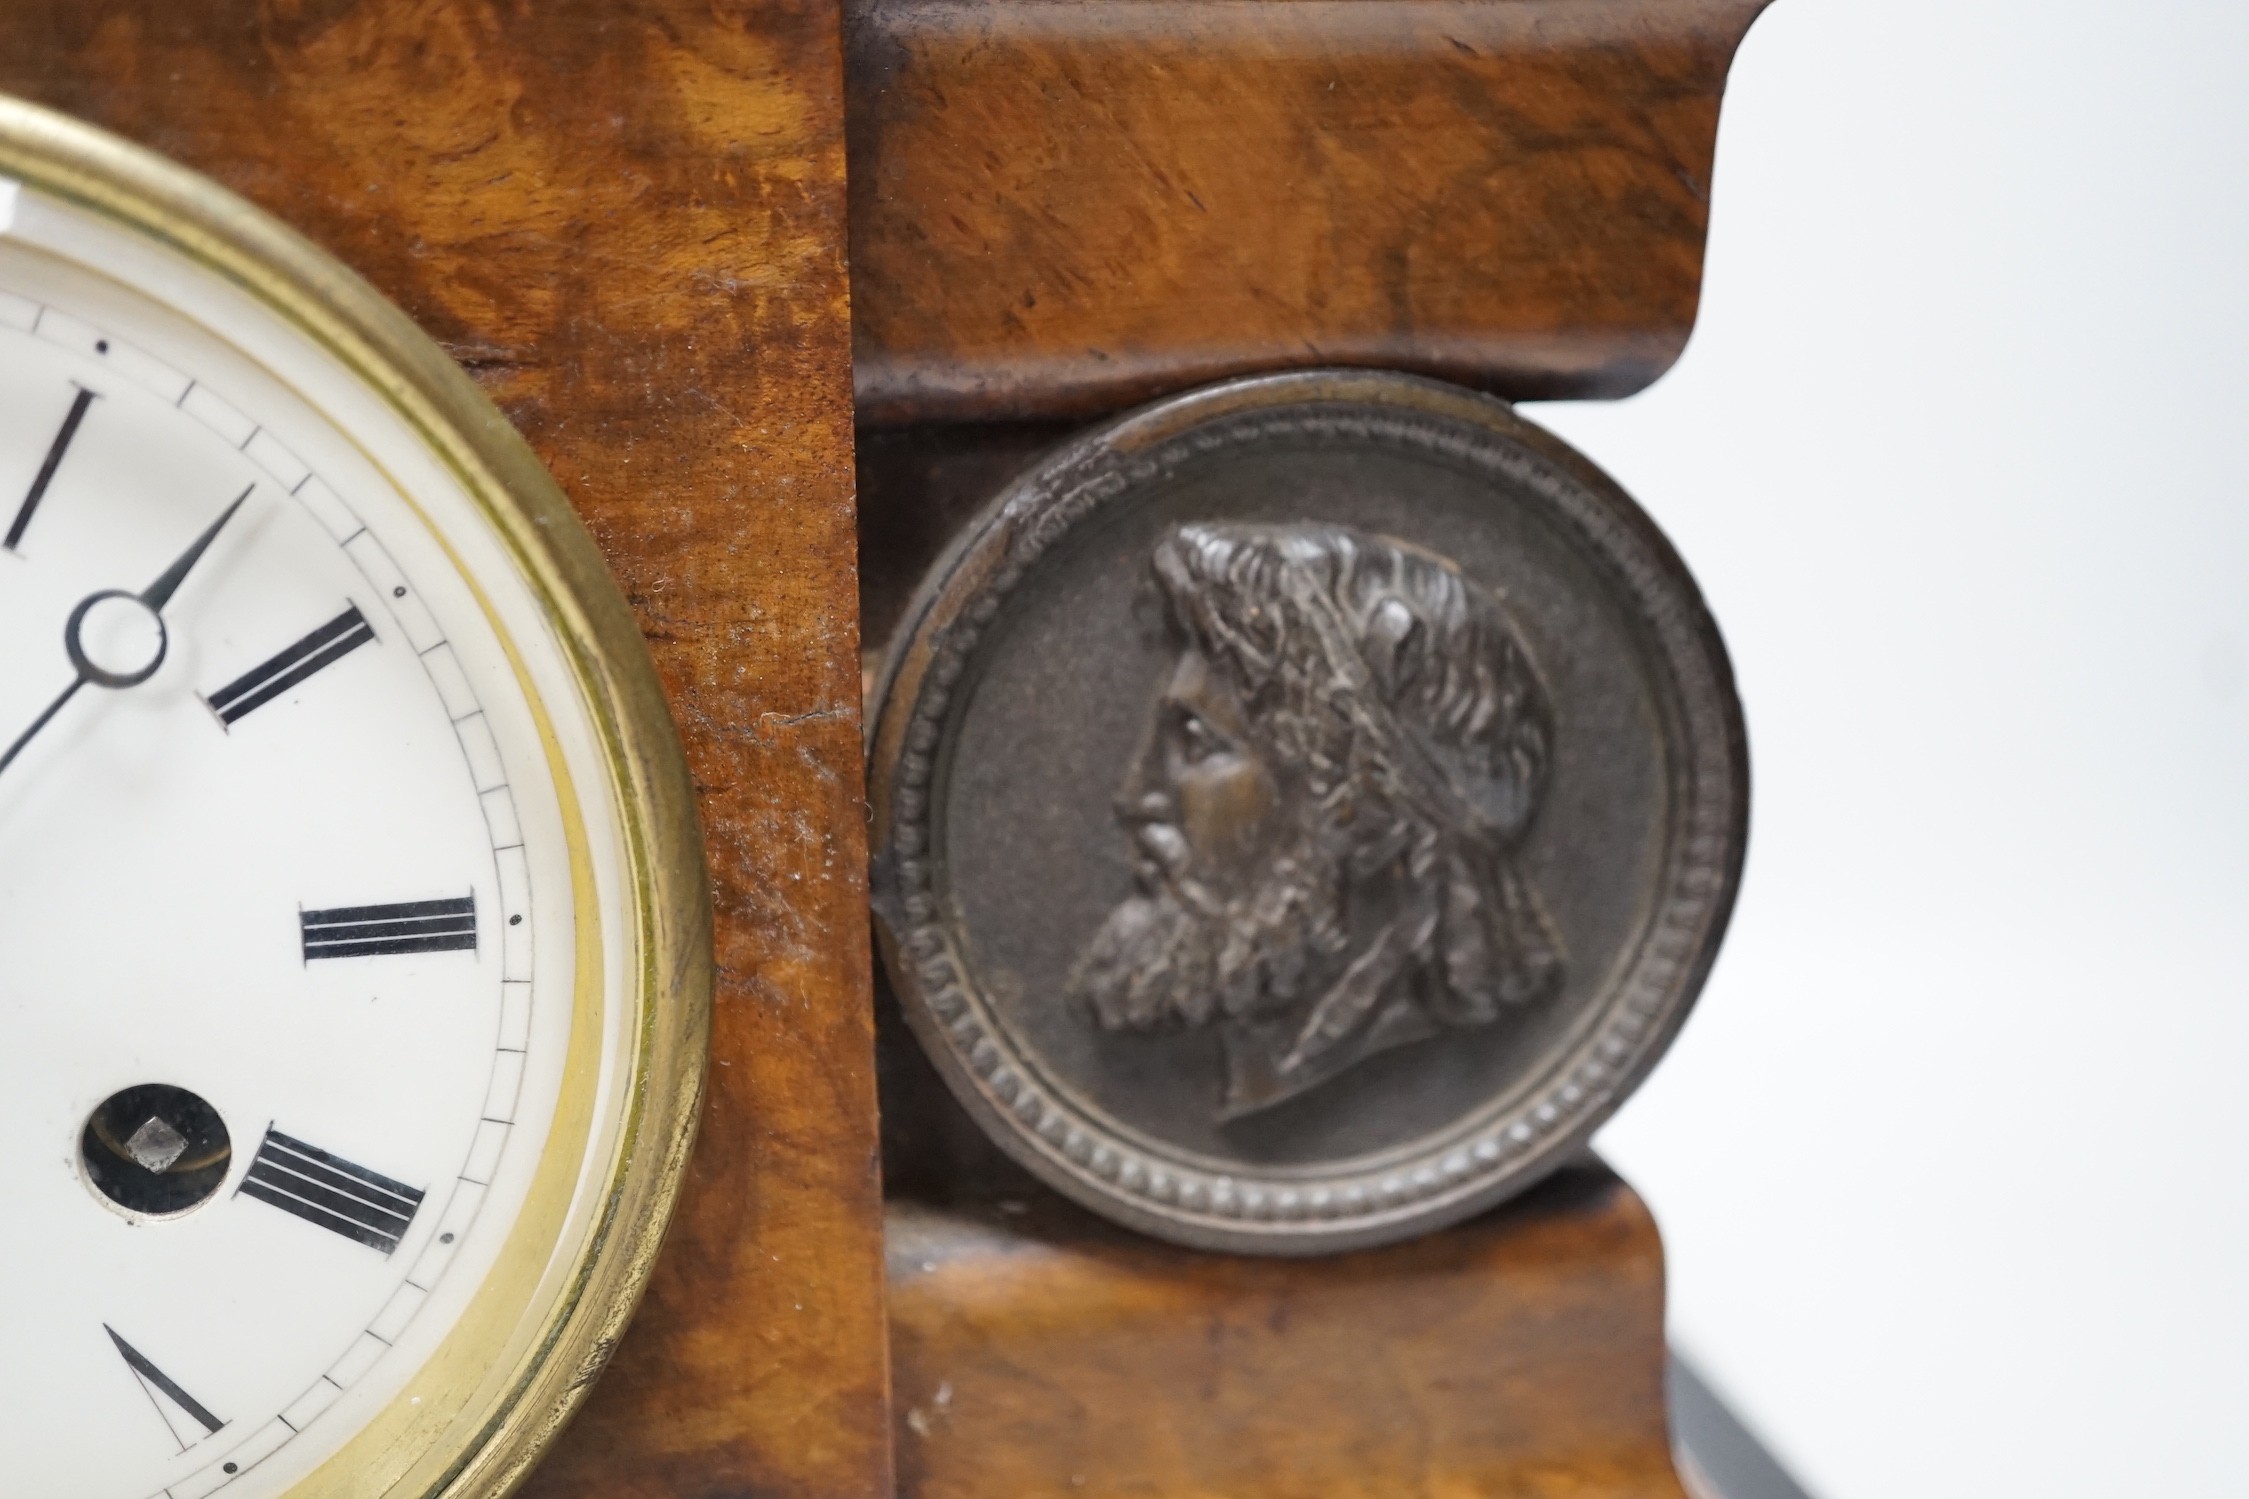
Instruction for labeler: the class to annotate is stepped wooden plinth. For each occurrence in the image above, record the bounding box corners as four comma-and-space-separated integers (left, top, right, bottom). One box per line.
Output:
887, 1162, 1688, 1499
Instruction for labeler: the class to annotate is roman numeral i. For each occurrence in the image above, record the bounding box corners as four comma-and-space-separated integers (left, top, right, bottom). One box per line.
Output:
239, 1128, 426, 1256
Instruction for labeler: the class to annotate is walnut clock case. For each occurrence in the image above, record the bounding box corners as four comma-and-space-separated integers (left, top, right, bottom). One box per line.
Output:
0, 100, 710, 1499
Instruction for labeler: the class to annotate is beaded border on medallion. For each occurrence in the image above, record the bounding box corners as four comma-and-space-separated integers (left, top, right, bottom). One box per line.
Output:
878, 376, 1745, 1253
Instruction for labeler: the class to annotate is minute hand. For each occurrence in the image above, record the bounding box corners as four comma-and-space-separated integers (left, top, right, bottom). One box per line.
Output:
0, 485, 251, 785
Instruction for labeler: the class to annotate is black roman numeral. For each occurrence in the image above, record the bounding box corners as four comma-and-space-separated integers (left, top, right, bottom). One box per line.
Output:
238, 1128, 426, 1255
6, 386, 97, 551
204, 604, 376, 726
105, 1325, 224, 1449
301, 894, 477, 961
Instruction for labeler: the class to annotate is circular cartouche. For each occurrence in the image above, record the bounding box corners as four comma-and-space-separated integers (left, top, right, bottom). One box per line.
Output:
869, 370, 1748, 1255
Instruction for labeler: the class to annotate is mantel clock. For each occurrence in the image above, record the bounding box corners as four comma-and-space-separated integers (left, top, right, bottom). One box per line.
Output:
0, 100, 711, 1499
0, 0, 1778, 1491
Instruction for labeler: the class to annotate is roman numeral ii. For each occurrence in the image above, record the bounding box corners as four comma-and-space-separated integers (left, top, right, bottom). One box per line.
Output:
205, 604, 376, 726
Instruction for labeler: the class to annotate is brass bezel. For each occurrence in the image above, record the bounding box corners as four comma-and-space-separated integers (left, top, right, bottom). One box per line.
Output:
0, 98, 713, 1498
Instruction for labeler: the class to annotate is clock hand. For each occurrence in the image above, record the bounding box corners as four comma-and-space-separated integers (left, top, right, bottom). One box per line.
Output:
0, 675, 87, 781
0, 484, 252, 785
140, 484, 251, 613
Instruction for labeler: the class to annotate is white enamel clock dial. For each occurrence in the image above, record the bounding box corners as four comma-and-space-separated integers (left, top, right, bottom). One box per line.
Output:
0, 108, 708, 1499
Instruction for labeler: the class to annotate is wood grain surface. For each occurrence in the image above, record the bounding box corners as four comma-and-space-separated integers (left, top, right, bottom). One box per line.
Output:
888, 1160, 1689, 1499
0, 5, 892, 1496
844, 0, 1772, 424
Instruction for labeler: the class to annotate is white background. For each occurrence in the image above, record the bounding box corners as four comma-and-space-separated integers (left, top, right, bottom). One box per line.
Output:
1540, 1, 2249, 1494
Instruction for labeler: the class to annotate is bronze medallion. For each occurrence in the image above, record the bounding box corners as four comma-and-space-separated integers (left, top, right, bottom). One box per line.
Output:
868, 371, 1747, 1254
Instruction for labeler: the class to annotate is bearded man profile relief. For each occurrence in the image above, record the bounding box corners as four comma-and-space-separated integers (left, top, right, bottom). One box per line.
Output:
1066, 521, 1568, 1120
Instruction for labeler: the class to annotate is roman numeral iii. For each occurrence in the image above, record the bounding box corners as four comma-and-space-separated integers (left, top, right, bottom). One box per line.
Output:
301, 894, 477, 961
238, 1128, 426, 1255
205, 603, 376, 725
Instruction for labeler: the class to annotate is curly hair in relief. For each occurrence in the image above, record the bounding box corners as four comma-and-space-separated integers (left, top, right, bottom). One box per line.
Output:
1072, 520, 1566, 1116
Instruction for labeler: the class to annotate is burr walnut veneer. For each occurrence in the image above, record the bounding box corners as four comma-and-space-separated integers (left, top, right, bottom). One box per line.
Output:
889, 1164, 1689, 1499
844, 0, 1773, 423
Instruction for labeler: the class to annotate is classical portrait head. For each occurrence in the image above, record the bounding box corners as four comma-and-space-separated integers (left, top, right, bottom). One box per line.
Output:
1067, 522, 1567, 1119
